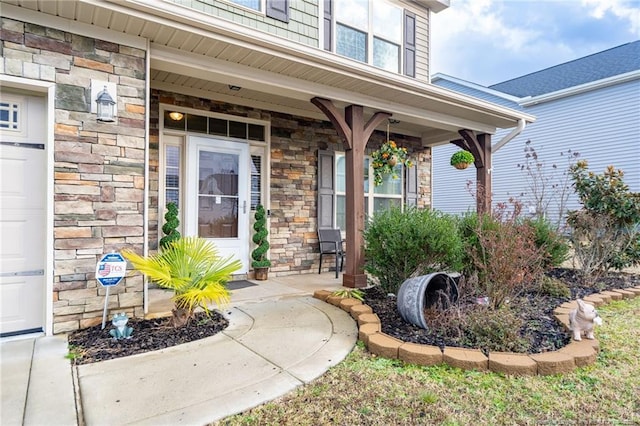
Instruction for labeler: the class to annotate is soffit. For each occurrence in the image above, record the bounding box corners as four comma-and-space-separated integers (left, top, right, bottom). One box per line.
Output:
2, 0, 534, 145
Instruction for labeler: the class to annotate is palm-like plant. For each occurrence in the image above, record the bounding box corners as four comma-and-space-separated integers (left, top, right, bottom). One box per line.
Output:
123, 237, 242, 327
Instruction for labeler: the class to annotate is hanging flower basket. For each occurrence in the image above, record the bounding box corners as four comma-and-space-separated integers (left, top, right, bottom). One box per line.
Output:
450, 150, 475, 170
371, 140, 413, 186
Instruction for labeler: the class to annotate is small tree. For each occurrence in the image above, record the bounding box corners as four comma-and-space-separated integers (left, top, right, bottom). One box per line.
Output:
251, 205, 271, 269
517, 140, 579, 231
160, 202, 181, 249
567, 161, 640, 283
462, 200, 546, 309
123, 237, 242, 327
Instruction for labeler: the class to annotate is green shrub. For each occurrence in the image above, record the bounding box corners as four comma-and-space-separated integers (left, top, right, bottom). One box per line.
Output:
524, 217, 570, 269
160, 202, 181, 249
567, 161, 640, 281
538, 275, 571, 299
251, 205, 271, 268
363, 207, 463, 294
459, 306, 529, 353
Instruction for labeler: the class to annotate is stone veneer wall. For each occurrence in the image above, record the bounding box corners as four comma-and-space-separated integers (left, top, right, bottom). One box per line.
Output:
150, 90, 431, 276
1, 18, 147, 333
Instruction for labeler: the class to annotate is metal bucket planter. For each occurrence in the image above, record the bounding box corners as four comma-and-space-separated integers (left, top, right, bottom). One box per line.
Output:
396, 273, 459, 329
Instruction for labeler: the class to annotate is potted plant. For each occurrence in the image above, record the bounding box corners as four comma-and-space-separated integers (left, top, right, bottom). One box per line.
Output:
450, 150, 475, 170
251, 204, 271, 280
371, 140, 413, 186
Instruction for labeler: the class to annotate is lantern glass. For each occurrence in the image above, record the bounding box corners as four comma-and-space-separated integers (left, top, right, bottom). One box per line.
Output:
95, 86, 115, 122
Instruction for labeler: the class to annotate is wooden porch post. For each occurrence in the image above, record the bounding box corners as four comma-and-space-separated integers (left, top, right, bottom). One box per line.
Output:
451, 130, 492, 214
311, 97, 391, 287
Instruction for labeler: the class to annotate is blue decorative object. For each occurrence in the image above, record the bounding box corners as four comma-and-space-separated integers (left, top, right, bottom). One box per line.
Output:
109, 312, 133, 339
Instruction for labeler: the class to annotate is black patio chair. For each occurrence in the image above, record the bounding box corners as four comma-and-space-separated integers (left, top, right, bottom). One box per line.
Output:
317, 228, 345, 278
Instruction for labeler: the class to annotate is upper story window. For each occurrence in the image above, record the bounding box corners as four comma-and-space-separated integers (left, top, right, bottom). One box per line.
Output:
335, 0, 402, 72
225, 0, 289, 22
326, 0, 415, 76
228, 0, 261, 12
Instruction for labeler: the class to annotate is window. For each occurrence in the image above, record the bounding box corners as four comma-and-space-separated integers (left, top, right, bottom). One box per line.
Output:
228, 0, 261, 11
330, 0, 409, 74
225, 0, 289, 22
318, 151, 416, 230
165, 145, 181, 208
0, 101, 20, 130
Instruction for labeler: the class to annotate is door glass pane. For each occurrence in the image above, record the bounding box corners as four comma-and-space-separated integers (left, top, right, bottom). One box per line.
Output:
336, 24, 367, 63
187, 114, 208, 133
209, 118, 227, 136
251, 155, 262, 210
165, 145, 180, 209
248, 124, 265, 141
229, 121, 247, 139
198, 151, 239, 238
373, 38, 400, 73
164, 110, 185, 130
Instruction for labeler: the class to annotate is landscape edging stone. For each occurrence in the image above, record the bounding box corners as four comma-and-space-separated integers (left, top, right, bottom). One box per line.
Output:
313, 287, 638, 376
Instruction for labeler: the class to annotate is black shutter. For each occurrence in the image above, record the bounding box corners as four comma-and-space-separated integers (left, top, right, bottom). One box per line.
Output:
317, 150, 335, 228
266, 0, 289, 23
405, 162, 418, 206
403, 10, 416, 78
323, 0, 333, 51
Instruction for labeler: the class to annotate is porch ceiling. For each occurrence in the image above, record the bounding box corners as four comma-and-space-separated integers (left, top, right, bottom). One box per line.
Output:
2, 0, 535, 145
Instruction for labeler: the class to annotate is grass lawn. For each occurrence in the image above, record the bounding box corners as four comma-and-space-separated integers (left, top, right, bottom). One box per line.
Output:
219, 297, 640, 425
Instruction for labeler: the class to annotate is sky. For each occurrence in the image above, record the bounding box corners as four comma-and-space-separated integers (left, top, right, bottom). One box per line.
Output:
431, 0, 640, 86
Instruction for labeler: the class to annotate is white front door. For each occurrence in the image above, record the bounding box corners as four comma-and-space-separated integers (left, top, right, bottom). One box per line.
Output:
186, 136, 250, 273
0, 92, 46, 336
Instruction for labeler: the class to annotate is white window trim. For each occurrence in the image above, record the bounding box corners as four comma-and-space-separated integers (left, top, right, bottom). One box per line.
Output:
222, 0, 266, 14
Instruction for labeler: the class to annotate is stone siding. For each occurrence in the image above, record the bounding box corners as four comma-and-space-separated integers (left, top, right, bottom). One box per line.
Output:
1, 18, 147, 333
151, 90, 431, 276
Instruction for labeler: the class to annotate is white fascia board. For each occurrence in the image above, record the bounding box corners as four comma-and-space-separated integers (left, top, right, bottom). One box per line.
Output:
1, 2, 146, 49
520, 70, 640, 106
151, 45, 499, 134
432, 73, 523, 103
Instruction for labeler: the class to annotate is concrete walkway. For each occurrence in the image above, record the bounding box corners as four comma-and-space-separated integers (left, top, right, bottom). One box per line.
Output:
1, 274, 356, 425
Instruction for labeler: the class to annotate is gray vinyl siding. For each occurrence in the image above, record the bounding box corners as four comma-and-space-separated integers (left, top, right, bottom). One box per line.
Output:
415, 13, 429, 82
167, 0, 319, 47
433, 78, 640, 224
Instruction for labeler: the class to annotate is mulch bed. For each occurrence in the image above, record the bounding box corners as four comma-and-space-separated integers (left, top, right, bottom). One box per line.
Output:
364, 268, 640, 355
68, 311, 228, 365
68, 268, 639, 365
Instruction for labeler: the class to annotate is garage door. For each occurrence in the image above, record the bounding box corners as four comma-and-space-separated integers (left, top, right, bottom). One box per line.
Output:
0, 92, 46, 337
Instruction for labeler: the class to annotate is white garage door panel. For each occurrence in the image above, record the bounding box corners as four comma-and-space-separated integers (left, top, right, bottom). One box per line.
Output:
0, 276, 44, 334
0, 145, 45, 209
0, 212, 45, 273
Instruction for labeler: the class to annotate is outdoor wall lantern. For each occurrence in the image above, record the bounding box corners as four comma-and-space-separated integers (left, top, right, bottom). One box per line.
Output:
91, 80, 117, 122
169, 111, 184, 121
96, 86, 116, 122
